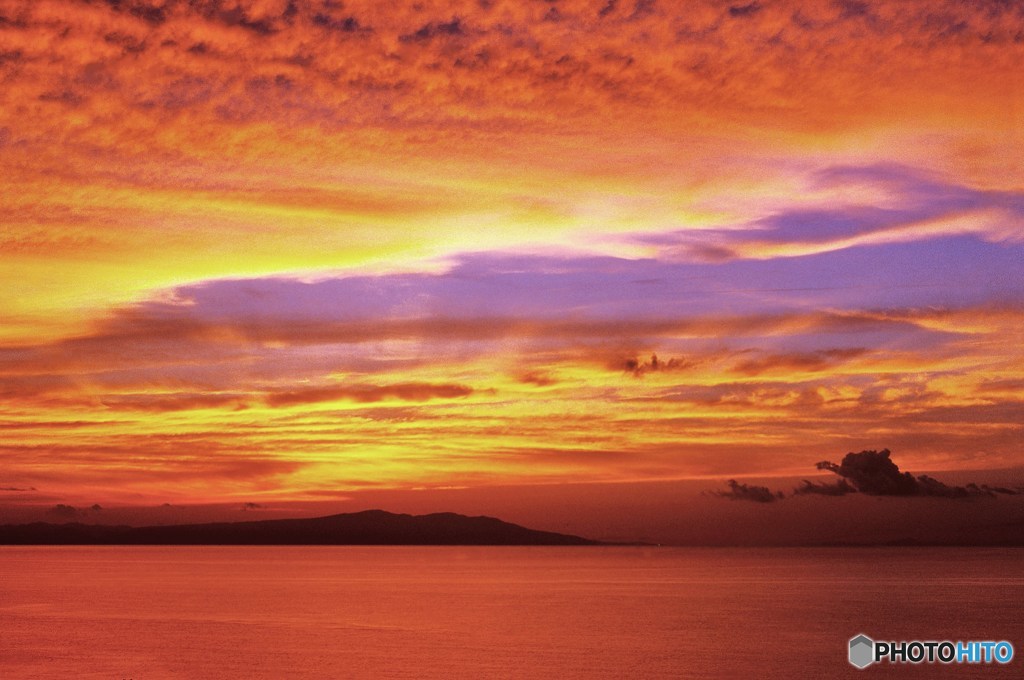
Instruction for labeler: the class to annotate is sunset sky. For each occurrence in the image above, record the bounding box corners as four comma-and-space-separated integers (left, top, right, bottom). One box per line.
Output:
1, 0, 1023, 532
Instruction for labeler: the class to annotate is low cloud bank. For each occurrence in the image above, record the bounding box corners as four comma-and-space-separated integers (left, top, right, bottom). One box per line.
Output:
714, 449, 1022, 502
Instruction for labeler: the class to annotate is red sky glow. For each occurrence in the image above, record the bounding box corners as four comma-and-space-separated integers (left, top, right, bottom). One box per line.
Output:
1, 1, 1023, 535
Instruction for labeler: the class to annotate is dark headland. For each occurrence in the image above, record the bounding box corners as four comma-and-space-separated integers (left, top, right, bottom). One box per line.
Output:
0, 509, 599, 546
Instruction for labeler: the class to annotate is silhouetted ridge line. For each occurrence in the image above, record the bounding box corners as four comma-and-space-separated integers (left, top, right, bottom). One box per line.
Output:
0, 510, 600, 545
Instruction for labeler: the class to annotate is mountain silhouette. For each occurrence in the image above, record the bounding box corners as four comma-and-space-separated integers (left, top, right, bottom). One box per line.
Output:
0, 509, 599, 545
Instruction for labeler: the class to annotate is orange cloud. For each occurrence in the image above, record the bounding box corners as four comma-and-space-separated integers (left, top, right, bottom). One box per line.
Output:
264, 382, 473, 408
1, 1, 1022, 504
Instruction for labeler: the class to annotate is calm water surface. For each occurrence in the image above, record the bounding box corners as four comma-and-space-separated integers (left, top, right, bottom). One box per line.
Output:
1, 546, 1021, 678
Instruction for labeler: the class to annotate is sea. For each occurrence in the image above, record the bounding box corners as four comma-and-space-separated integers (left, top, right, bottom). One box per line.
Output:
1, 546, 1021, 678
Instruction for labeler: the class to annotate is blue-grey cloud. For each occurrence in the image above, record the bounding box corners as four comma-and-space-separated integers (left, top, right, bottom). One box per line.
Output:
640, 164, 1024, 263
2, 228, 1021, 400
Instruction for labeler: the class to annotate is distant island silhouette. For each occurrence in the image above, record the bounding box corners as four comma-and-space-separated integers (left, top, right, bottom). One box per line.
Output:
0, 509, 599, 546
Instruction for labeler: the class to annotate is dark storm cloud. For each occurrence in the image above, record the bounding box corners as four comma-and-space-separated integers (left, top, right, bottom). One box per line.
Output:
792, 478, 856, 496
713, 450, 1022, 502
981, 485, 1022, 496
47, 503, 80, 519
712, 479, 784, 503
816, 449, 1005, 498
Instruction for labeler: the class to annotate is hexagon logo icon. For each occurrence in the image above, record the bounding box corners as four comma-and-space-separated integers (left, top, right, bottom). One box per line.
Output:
849, 634, 875, 669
